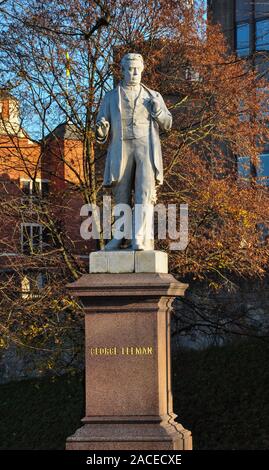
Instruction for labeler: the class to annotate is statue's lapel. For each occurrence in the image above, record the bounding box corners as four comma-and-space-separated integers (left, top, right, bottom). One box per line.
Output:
115, 85, 122, 139
141, 83, 156, 98
109, 85, 121, 117
116, 85, 121, 114
133, 85, 143, 110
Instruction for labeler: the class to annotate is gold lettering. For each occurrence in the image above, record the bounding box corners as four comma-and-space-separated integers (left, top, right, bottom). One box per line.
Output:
89, 346, 118, 356
90, 346, 154, 356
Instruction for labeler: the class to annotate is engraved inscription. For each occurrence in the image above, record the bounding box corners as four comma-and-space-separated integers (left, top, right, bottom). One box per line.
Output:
89, 346, 154, 356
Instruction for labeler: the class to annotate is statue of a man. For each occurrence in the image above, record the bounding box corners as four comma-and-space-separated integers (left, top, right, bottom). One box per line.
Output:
96, 52, 172, 250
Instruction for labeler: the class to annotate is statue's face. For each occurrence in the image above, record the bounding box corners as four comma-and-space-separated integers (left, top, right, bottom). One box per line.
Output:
122, 60, 143, 86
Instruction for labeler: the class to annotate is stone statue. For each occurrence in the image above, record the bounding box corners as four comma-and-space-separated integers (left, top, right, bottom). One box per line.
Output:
96, 52, 172, 250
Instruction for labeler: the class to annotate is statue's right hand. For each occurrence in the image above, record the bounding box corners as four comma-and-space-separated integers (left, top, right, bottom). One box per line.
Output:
96, 118, 110, 139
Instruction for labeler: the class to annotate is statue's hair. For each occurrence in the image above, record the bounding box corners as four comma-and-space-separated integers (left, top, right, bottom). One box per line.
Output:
121, 53, 144, 70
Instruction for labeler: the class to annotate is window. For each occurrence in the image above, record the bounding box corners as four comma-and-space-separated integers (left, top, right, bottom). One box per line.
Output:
21, 275, 31, 299
256, 19, 269, 51
237, 154, 269, 186
21, 223, 52, 253
20, 179, 49, 197
258, 87, 269, 117
256, 153, 269, 185
236, 0, 251, 23
236, 23, 250, 57
41, 181, 49, 197
21, 223, 43, 254
238, 98, 250, 122
20, 179, 49, 210
185, 66, 200, 82
21, 180, 31, 195
42, 227, 52, 249
255, 55, 269, 80
255, 4, 269, 20
256, 222, 269, 245
237, 156, 251, 179
21, 273, 47, 299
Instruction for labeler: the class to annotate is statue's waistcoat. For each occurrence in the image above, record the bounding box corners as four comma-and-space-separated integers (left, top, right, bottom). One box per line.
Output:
120, 86, 151, 140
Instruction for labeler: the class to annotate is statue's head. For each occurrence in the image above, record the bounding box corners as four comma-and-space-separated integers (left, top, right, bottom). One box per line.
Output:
121, 53, 144, 86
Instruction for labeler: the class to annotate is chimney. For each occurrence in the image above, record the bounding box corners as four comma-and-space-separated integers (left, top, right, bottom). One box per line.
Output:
0, 88, 21, 135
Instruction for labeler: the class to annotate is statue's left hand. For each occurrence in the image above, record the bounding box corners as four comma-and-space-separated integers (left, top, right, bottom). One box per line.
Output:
151, 97, 162, 114
96, 118, 110, 140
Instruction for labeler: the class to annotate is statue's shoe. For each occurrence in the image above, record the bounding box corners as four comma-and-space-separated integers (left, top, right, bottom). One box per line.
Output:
103, 238, 122, 251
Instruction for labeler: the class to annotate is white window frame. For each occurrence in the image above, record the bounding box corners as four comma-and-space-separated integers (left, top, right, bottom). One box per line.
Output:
20, 178, 49, 197
21, 223, 43, 254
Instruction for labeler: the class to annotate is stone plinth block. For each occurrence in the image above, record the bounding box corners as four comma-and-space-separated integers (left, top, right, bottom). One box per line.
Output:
90, 250, 135, 273
135, 250, 168, 273
90, 250, 168, 273
65, 273, 192, 450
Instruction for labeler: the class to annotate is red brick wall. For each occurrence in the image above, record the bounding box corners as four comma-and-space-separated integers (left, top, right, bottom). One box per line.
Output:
0, 133, 42, 256
0, 99, 97, 263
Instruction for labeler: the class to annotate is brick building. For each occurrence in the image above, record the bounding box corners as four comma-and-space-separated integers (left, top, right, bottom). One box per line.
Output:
0, 89, 94, 296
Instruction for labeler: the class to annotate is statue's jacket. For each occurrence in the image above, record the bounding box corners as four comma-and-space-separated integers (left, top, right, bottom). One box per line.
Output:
96, 83, 172, 187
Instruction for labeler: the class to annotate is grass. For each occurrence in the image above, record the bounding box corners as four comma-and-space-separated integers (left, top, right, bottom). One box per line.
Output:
0, 373, 84, 450
172, 339, 269, 449
1, 339, 269, 449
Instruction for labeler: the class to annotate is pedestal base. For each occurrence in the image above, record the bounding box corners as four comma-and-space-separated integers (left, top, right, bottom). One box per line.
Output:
66, 273, 192, 451
66, 418, 192, 450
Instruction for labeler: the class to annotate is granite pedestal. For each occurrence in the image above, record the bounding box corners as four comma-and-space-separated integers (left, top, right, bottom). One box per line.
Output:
65, 253, 192, 450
